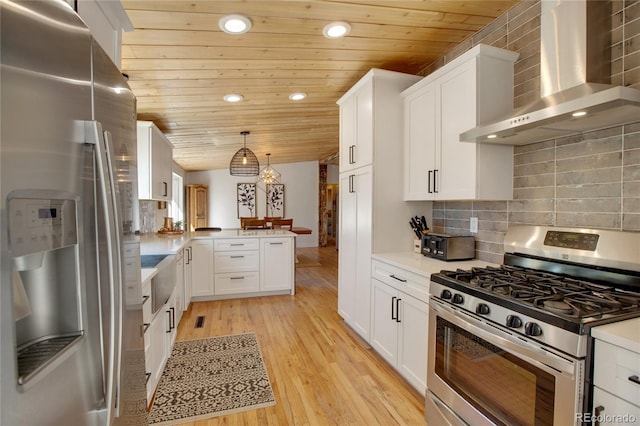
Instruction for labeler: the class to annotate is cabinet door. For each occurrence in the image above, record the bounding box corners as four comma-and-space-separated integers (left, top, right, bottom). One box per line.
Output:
161, 138, 173, 199
338, 166, 372, 340
148, 310, 167, 395
183, 246, 193, 306
397, 294, 428, 394
165, 290, 177, 352
592, 387, 640, 425
338, 172, 357, 323
370, 279, 399, 366
175, 250, 185, 321
339, 80, 373, 173
339, 95, 356, 173
190, 239, 214, 297
261, 238, 294, 292
438, 59, 478, 200
404, 83, 438, 200
150, 125, 165, 200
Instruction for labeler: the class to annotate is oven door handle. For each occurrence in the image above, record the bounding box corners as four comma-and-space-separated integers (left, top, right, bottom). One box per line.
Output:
430, 300, 576, 375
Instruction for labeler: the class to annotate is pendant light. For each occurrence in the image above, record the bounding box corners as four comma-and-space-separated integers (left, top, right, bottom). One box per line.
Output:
229, 131, 259, 176
258, 153, 281, 184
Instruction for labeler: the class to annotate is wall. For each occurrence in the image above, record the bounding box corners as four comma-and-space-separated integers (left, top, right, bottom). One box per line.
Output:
421, 0, 640, 263
187, 160, 319, 247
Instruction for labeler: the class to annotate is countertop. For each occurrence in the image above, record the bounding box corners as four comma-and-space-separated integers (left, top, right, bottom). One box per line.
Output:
372, 252, 498, 280
139, 229, 296, 255
591, 317, 640, 353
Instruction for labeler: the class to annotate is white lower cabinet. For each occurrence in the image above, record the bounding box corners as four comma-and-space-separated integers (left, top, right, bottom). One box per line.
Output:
261, 237, 294, 293
190, 239, 214, 297
591, 336, 640, 424
370, 259, 429, 394
147, 304, 168, 402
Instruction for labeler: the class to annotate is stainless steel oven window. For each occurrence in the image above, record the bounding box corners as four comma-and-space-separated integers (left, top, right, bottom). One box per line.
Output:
434, 316, 555, 425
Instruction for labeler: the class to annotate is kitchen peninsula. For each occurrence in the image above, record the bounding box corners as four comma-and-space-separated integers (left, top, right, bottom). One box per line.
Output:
141, 229, 296, 300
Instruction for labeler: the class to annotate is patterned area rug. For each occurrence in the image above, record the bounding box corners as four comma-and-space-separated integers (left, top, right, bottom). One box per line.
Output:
148, 333, 276, 425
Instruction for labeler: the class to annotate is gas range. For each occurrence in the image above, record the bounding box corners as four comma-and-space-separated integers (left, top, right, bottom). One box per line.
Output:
430, 225, 640, 358
427, 225, 640, 426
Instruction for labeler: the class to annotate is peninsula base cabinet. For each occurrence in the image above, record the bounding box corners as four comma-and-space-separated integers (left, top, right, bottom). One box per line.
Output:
190, 236, 295, 301
370, 259, 429, 394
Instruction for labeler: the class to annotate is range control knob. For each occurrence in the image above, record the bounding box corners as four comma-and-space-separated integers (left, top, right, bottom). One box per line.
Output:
506, 315, 523, 328
452, 294, 464, 304
525, 322, 543, 336
440, 289, 452, 300
476, 303, 490, 315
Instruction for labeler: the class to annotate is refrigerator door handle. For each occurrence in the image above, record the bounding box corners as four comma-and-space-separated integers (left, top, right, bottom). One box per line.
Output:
101, 129, 124, 418
87, 121, 122, 422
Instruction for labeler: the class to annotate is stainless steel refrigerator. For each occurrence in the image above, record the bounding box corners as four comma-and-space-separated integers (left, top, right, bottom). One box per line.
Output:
1, 0, 147, 424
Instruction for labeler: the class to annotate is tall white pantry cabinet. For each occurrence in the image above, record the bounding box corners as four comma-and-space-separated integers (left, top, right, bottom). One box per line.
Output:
337, 69, 430, 342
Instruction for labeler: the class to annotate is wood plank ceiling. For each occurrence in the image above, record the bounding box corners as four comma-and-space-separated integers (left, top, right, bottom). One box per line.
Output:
121, 0, 519, 172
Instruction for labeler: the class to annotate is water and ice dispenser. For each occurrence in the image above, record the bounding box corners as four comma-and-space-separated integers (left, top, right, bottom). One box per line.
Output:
8, 194, 82, 385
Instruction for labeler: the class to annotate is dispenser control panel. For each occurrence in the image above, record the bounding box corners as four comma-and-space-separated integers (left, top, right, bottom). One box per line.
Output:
8, 195, 77, 257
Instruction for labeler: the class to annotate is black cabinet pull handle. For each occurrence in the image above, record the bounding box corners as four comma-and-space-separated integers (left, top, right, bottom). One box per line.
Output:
163, 181, 168, 196
433, 169, 438, 193
396, 298, 401, 323
145, 372, 151, 384
142, 295, 150, 304
390, 274, 407, 283
349, 174, 355, 193
594, 405, 604, 426
428, 170, 432, 193
391, 296, 397, 320
143, 323, 150, 333
629, 375, 640, 385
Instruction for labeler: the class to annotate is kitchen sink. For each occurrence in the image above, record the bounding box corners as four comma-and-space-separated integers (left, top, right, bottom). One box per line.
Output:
140, 254, 169, 268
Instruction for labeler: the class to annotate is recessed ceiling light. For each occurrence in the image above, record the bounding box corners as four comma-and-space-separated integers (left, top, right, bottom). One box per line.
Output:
572, 111, 587, 117
487, 134, 497, 139
289, 92, 307, 101
219, 14, 252, 34
224, 94, 244, 103
322, 21, 351, 38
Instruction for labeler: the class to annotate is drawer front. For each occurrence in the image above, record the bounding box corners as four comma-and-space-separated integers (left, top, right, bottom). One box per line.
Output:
594, 340, 640, 404
215, 251, 259, 272
592, 387, 640, 424
215, 272, 260, 294
371, 259, 429, 303
214, 238, 259, 251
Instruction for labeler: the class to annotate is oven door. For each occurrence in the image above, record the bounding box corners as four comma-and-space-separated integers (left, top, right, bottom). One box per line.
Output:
427, 297, 584, 426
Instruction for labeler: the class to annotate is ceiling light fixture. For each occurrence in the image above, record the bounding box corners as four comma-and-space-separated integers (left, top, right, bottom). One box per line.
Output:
322, 21, 351, 38
289, 92, 307, 101
219, 14, 252, 34
258, 153, 281, 185
224, 93, 244, 103
572, 111, 587, 117
230, 131, 260, 176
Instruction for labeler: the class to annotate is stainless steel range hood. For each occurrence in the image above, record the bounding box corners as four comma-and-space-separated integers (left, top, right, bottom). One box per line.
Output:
460, 0, 640, 145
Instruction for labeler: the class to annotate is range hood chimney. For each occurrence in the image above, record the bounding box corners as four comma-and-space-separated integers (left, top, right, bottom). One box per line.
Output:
460, 0, 640, 145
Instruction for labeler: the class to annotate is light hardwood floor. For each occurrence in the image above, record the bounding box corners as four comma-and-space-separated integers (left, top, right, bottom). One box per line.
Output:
173, 245, 427, 425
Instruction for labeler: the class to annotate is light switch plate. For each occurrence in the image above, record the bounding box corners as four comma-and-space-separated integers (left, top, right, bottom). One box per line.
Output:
470, 217, 478, 233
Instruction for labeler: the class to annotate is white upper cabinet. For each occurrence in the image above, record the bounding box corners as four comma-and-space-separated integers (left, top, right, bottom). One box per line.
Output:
75, 0, 133, 69
137, 121, 174, 201
402, 44, 519, 201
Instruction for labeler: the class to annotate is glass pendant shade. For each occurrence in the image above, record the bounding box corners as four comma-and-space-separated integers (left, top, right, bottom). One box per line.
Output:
230, 131, 259, 176
259, 153, 280, 184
